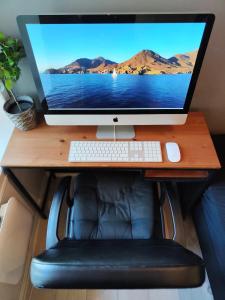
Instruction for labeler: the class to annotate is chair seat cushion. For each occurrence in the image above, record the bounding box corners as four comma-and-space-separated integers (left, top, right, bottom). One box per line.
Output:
30, 239, 205, 289
68, 172, 154, 240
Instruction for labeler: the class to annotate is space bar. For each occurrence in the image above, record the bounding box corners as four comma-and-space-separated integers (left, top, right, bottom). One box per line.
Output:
74, 157, 128, 161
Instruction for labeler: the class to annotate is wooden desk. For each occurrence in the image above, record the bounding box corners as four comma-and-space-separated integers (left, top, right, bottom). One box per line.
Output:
1, 112, 220, 169
0, 112, 220, 217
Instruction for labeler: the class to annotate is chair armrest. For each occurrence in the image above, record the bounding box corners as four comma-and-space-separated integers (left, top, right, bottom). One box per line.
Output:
46, 177, 71, 249
164, 182, 185, 245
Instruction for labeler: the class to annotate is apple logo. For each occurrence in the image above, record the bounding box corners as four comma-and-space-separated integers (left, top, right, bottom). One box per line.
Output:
113, 117, 118, 123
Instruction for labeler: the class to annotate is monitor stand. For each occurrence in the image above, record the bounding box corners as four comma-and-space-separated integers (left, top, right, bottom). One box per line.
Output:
96, 125, 135, 140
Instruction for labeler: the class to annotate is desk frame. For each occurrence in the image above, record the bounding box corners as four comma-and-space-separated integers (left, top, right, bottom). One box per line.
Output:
1, 112, 220, 219
2, 165, 216, 219
3, 167, 53, 218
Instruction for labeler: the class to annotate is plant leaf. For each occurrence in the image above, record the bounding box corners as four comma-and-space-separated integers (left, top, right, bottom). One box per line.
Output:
7, 58, 15, 66
6, 37, 16, 47
5, 78, 13, 90
0, 70, 4, 80
3, 69, 10, 79
0, 32, 25, 83
0, 32, 5, 41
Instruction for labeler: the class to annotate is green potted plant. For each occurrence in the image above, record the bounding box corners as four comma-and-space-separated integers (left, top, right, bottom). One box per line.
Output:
0, 31, 37, 131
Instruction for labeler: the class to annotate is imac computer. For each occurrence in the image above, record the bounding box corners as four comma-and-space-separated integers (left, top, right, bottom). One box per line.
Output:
17, 14, 214, 139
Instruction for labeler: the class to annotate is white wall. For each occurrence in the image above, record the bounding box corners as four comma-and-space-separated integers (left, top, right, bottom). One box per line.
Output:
0, 0, 225, 132
0, 103, 13, 162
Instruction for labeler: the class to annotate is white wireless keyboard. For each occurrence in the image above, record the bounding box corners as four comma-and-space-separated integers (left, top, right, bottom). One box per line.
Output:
68, 141, 162, 162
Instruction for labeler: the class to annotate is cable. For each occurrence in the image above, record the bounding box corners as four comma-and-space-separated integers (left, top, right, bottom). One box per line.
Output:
167, 193, 177, 241
113, 125, 116, 141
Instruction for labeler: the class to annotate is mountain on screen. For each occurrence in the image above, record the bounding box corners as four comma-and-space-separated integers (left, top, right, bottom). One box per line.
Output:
44, 49, 197, 75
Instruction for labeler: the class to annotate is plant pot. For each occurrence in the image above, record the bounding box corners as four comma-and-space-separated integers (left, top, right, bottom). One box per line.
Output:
3, 96, 37, 131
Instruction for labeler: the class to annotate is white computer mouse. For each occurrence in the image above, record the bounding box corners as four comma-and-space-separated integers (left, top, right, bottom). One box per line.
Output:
165, 142, 181, 162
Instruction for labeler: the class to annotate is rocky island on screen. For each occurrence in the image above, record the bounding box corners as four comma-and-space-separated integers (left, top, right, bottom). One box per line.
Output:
44, 49, 197, 76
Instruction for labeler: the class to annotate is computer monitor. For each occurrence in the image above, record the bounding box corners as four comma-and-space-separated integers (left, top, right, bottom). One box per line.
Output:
17, 14, 214, 138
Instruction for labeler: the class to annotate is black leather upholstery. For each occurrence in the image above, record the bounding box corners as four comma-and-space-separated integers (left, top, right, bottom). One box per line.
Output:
31, 239, 205, 289
30, 172, 205, 289
68, 172, 154, 239
194, 135, 225, 300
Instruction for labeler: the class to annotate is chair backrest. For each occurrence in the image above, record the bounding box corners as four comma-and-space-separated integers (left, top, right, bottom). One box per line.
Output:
68, 172, 155, 240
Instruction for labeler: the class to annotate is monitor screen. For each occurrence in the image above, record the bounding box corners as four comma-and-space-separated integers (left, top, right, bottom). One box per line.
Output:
18, 15, 214, 114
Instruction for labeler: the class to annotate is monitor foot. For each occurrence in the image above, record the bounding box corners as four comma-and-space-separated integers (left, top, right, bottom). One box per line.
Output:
96, 125, 135, 140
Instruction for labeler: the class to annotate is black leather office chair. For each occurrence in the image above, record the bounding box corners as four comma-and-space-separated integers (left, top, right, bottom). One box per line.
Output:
31, 172, 205, 289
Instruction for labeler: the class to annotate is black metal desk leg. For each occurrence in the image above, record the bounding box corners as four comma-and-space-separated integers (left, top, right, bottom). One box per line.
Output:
3, 167, 47, 219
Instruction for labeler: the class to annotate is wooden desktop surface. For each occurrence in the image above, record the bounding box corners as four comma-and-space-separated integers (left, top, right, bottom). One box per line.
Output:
1, 112, 220, 171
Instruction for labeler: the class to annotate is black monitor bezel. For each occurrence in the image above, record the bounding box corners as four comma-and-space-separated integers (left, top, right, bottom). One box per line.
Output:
17, 13, 215, 115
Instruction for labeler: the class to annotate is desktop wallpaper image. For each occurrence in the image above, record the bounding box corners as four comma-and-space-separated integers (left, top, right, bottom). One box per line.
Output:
26, 23, 205, 109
